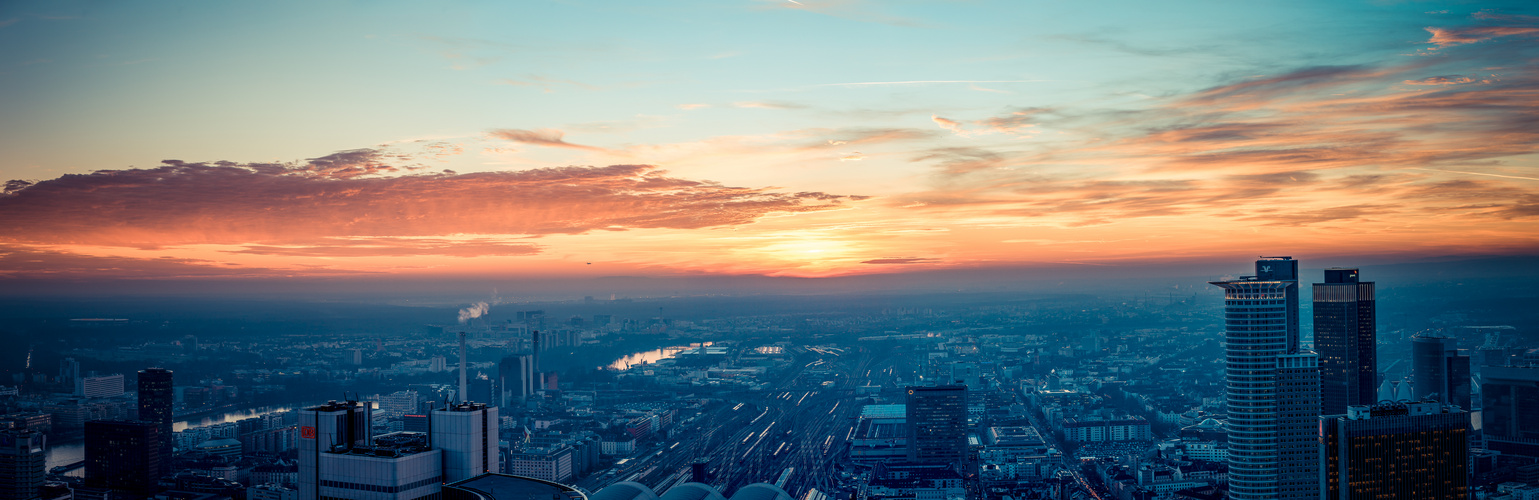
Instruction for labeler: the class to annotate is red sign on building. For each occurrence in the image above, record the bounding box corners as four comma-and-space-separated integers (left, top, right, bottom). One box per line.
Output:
300, 426, 317, 439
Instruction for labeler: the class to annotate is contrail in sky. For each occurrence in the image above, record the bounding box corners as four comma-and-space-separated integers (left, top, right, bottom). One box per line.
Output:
1410, 168, 1539, 182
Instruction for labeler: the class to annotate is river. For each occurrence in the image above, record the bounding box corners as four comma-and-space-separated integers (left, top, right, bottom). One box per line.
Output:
44, 404, 303, 474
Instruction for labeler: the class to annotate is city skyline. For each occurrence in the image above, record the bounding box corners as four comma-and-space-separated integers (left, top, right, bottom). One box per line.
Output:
0, 1, 1537, 289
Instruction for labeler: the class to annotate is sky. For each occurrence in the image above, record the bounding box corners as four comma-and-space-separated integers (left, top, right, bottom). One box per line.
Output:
1, 1, 1537, 289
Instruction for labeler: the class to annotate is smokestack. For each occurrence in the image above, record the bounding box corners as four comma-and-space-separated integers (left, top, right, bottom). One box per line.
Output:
458, 332, 468, 403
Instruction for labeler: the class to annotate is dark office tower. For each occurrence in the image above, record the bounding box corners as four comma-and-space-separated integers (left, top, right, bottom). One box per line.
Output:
1210, 257, 1319, 500
138, 367, 174, 459
297, 400, 372, 500
58, 358, 79, 388
1482, 364, 1539, 458
469, 374, 497, 407
1314, 268, 1376, 415
499, 353, 535, 406
1412, 336, 1472, 410
84, 420, 163, 496
905, 385, 967, 465
0, 429, 46, 500
1321, 401, 1469, 499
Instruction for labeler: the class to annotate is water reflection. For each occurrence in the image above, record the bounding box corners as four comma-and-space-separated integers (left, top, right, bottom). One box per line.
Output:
173, 405, 297, 431
606, 347, 687, 370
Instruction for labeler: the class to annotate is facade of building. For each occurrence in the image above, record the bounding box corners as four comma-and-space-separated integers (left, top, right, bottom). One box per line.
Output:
1314, 268, 1376, 415
318, 432, 443, 500
506, 446, 574, 483
499, 354, 536, 407
1209, 257, 1318, 500
1483, 364, 1539, 458
904, 385, 967, 465
139, 367, 175, 459
1321, 401, 1469, 499
433, 402, 500, 482
0, 429, 46, 500
378, 391, 420, 419
77, 374, 125, 399
299, 400, 375, 500
1275, 353, 1321, 498
1411, 336, 1472, 410
84, 419, 163, 496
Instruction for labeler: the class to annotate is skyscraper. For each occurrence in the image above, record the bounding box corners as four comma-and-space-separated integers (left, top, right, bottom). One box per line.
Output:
0, 429, 46, 500
432, 402, 500, 482
904, 385, 967, 465
1210, 257, 1319, 500
499, 353, 536, 407
1321, 401, 1469, 499
84, 420, 164, 496
138, 367, 174, 459
298, 400, 373, 500
1482, 364, 1539, 458
1411, 335, 1472, 410
1314, 268, 1376, 415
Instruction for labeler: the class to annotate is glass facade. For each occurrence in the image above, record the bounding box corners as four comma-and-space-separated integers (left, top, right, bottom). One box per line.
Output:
905, 385, 967, 465
1321, 402, 1469, 499
1211, 257, 1317, 500
1314, 269, 1376, 416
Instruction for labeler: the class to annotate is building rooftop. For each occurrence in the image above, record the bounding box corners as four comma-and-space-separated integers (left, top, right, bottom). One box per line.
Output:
445, 473, 587, 500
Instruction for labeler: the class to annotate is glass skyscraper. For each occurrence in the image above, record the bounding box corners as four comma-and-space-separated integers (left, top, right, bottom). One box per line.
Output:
1314, 268, 1376, 415
1321, 401, 1469, 499
904, 384, 968, 465
1210, 257, 1319, 500
137, 367, 174, 460
1411, 336, 1471, 410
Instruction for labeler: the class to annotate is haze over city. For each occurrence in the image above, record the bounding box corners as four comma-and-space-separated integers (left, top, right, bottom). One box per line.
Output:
1, 2, 1538, 500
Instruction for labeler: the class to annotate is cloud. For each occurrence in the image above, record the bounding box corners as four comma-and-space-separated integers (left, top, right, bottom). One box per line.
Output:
1403, 75, 1476, 85
0, 161, 863, 249
487, 128, 605, 151
677, 103, 710, 110
861, 257, 939, 265
838, 153, 864, 162
1425, 26, 1539, 48
230, 239, 542, 258
932, 115, 966, 135
0, 245, 362, 280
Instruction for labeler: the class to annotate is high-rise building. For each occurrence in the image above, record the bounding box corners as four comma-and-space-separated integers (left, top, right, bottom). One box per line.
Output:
1321, 401, 1469, 499
1210, 257, 1319, 500
85, 419, 164, 495
138, 367, 174, 459
1275, 353, 1320, 498
499, 354, 536, 407
315, 432, 443, 500
469, 375, 498, 409
1482, 364, 1539, 458
58, 358, 79, 388
431, 402, 500, 482
1412, 336, 1472, 410
76, 374, 124, 399
298, 400, 373, 500
904, 385, 967, 465
0, 429, 46, 500
1314, 268, 1376, 415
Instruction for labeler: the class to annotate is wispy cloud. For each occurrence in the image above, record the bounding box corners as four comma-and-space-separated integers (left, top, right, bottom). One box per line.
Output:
487, 128, 606, 151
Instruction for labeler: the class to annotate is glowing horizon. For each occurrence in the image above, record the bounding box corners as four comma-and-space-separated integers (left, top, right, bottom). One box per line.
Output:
2, 2, 1536, 283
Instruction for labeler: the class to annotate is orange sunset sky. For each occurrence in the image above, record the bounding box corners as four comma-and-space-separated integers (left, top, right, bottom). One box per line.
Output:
2, 1, 1537, 287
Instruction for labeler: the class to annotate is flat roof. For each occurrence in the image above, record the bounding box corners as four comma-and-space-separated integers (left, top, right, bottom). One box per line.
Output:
446, 473, 586, 500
